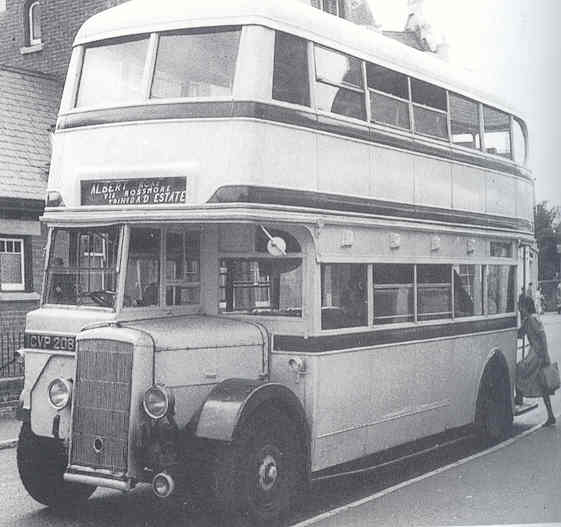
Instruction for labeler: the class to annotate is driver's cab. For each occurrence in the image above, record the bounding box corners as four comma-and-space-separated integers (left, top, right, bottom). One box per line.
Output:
42, 222, 309, 334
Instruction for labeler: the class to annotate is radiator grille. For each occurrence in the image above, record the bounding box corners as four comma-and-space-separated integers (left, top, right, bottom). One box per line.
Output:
70, 340, 133, 474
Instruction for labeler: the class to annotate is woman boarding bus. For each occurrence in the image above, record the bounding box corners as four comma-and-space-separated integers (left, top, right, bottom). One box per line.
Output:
17, 0, 532, 523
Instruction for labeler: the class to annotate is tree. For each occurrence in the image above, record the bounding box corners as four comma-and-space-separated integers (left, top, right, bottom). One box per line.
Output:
534, 201, 561, 280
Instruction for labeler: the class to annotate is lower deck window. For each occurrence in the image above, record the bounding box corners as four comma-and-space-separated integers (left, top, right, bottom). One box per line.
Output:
487, 265, 515, 314
453, 264, 483, 317
219, 258, 302, 317
322, 260, 514, 331
46, 228, 119, 307
165, 230, 200, 306
417, 264, 452, 321
321, 264, 367, 329
125, 228, 161, 307
373, 264, 414, 325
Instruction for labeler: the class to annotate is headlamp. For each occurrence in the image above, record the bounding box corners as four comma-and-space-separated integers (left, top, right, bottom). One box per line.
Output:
143, 384, 174, 420
48, 377, 72, 410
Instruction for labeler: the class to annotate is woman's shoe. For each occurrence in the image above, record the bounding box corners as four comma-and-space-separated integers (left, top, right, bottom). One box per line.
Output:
544, 416, 556, 427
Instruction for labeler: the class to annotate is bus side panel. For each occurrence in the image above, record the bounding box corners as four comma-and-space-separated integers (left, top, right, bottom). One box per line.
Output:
304, 329, 516, 473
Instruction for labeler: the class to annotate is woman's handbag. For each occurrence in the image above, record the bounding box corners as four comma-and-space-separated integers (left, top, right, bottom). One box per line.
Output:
542, 362, 561, 393
516, 350, 543, 398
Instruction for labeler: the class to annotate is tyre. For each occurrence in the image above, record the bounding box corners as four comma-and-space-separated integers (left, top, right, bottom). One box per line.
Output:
211, 407, 305, 525
475, 360, 513, 444
17, 422, 96, 508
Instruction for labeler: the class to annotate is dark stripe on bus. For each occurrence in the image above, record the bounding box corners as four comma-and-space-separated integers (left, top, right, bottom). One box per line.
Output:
56, 101, 529, 180
273, 317, 517, 353
209, 185, 532, 232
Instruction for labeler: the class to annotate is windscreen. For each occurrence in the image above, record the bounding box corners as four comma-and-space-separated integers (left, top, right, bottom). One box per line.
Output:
45, 227, 120, 308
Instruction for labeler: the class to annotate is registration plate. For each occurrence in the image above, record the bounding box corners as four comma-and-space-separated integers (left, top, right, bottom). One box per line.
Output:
25, 334, 76, 351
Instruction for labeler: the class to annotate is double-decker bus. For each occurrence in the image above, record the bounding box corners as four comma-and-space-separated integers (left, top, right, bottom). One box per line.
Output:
16, 0, 534, 523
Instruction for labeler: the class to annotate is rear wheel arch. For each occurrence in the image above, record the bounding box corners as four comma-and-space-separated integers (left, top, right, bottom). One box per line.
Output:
474, 348, 513, 442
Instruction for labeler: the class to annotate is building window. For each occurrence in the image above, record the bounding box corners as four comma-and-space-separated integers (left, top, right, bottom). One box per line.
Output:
27, 1, 42, 45
0, 238, 25, 292
312, 0, 345, 17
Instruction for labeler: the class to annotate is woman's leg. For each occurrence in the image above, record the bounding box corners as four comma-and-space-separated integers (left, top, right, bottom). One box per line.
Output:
543, 393, 556, 425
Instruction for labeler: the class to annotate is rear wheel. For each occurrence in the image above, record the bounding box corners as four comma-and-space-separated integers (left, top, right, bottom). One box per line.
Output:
475, 359, 513, 444
17, 422, 96, 508
211, 407, 305, 525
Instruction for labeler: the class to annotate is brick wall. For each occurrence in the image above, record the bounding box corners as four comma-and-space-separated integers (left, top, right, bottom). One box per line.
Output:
0, 0, 128, 80
0, 301, 37, 331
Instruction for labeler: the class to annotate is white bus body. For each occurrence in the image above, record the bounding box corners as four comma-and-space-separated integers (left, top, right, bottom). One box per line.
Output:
17, 0, 532, 523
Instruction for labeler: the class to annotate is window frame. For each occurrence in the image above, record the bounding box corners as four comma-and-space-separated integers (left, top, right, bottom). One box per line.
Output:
313, 43, 367, 122
319, 260, 516, 333
164, 228, 201, 308
27, 0, 41, 46
149, 26, 242, 101
0, 237, 26, 292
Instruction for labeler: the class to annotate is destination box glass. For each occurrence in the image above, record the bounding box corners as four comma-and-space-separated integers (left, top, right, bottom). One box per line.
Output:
81, 177, 187, 206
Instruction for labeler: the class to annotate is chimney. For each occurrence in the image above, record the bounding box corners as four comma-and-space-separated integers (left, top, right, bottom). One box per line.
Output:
404, 0, 439, 53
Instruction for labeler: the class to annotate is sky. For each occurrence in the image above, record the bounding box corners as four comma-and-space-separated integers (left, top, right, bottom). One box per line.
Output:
367, 0, 561, 207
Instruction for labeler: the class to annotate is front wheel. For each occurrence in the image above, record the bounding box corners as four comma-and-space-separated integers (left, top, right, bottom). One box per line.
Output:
17, 422, 96, 508
212, 407, 305, 525
475, 360, 513, 444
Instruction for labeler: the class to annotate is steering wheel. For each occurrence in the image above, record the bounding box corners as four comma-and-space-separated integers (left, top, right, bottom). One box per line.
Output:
81, 290, 115, 308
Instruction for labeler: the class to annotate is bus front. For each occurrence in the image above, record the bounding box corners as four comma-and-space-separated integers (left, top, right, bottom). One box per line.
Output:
17, 3, 312, 520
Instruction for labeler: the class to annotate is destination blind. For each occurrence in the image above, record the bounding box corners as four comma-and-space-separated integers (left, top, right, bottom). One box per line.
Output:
81, 177, 187, 206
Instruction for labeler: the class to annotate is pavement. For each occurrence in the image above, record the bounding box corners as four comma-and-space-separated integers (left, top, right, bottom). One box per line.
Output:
0, 414, 20, 450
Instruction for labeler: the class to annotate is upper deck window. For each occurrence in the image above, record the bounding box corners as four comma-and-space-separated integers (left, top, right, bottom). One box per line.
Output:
151, 28, 241, 99
449, 93, 481, 150
411, 78, 448, 139
314, 45, 365, 120
512, 117, 527, 165
483, 105, 511, 158
366, 63, 410, 130
273, 32, 310, 107
76, 36, 149, 108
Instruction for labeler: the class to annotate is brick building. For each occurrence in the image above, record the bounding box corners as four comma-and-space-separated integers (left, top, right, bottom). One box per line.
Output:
0, 65, 60, 330
0, 0, 127, 329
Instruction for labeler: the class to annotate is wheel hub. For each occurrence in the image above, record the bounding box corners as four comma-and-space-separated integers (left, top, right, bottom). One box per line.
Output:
258, 454, 278, 492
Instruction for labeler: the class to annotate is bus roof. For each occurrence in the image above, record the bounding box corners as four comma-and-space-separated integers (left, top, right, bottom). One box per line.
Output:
74, 0, 522, 119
